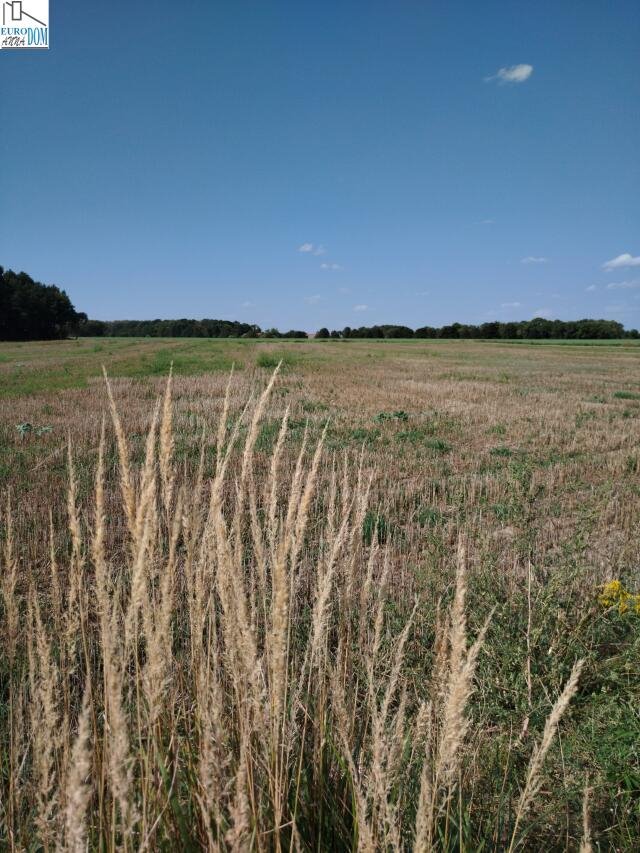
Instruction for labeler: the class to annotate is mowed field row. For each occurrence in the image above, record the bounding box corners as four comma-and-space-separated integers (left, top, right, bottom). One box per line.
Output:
1, 334, 640, 398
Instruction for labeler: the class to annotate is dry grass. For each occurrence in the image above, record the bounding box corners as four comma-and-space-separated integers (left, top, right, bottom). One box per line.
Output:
1, 340, 639, 849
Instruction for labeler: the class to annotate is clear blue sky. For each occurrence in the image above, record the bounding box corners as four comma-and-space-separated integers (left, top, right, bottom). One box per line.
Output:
1, 0, 638, 329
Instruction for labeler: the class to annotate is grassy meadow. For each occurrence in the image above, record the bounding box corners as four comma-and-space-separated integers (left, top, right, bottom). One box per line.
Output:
1, 337, 639, 850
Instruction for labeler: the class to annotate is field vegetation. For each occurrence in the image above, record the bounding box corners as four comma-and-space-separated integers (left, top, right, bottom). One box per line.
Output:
0, 337, 639, 850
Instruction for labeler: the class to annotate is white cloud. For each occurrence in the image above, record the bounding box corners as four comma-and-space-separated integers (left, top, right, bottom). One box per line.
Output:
299, 242, 327, 256
480, 218, 495, 225
320, 262, 343, 270
602, 253, 640, 271
415, 290, 430, 296
501, 301, 521, 308
485, 64, 533, 84
338, 287, 351, 294
353, 304, 369, 312
304, 294, 322, 304
521, 256, 548, 264
606, 279, 640, 290
241, 300, 254, 308
585, 285, 597, 292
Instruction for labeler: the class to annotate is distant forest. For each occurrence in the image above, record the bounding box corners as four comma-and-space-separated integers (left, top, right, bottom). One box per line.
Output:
1, 267, 638, 341
80, 318, 638, 340
85, 319, 306, 339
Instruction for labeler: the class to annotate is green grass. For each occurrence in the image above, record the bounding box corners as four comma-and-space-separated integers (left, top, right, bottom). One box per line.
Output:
0, 338, 315, 398
256, 351, 301, 370
113, 345, 237, 378
486, 338, 640, 348
613, 390, 640, 400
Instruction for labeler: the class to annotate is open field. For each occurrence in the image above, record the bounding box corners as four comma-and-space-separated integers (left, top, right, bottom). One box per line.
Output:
1, 338, 639, 850
2, 335, 640, 399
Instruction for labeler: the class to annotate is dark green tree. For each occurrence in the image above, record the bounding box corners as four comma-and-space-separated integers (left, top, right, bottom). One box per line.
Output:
0, 267, 83, 341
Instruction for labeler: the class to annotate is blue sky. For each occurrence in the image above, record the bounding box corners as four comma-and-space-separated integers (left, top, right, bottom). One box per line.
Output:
1, 0, 638, 329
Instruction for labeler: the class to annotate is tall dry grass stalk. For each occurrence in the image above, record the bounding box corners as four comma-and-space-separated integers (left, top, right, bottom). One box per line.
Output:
0, 366, 589, 851
414, 545, 493, 850
579, 779, 593, 853
64, 678, 93, 853
508, 658, 584, 852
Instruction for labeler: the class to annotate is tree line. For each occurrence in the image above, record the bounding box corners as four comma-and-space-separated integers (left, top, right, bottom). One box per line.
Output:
1, 266, 638, 341
83, 318, 637, 340
314, 318, 637, 339
80, 319, 309, 338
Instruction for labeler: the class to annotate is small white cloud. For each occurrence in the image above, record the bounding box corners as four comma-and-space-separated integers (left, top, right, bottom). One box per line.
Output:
480, 218, 495, 225
585, 285, 597, 292
485, 64, 533, 84
606, 279, 640, 290
299, 242, 327, 255
415, 290, 430, 296
304, 294, 322, 304
501, 301, 521, 308
353, 304, 369, 312
241, 300, 254, 308
603, 253, 640, 271
320, 262, 343, 270
338, 287, 351, 294
521, 256, 548, 264
532, 307, 553, 318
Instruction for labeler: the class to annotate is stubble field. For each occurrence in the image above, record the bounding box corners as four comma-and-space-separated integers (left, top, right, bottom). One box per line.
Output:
0, 337, 639, 850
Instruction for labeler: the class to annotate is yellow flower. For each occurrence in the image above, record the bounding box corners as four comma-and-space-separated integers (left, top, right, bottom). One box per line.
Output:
599, 580, 640, 615
599, 580, 623, 608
